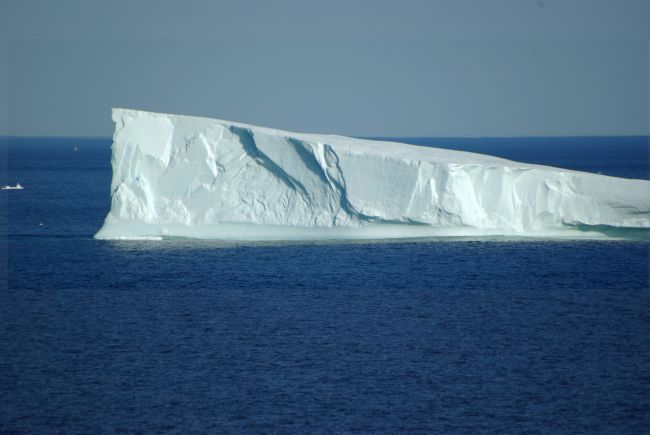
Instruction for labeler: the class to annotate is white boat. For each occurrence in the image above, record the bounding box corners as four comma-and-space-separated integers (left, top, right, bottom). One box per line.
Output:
2, 183, 24, 190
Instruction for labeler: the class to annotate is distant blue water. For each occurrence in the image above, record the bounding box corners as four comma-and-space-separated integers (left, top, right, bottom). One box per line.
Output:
1, 136, 649, 432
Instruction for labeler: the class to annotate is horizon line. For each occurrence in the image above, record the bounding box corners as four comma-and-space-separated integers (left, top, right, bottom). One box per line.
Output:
2, 134, 649, 141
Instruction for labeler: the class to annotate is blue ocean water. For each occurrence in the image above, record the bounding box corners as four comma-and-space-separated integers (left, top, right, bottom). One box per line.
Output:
1, 136, 649, 432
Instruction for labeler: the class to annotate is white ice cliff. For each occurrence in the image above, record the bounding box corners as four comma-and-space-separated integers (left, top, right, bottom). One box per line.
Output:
95, 109, 650, 240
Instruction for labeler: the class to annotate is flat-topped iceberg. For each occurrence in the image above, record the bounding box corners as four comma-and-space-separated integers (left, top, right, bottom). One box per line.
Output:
95, 109, 650, 240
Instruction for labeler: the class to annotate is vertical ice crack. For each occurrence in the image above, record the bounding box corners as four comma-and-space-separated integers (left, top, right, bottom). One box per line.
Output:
322, 144, 380, 223
230, 126, 308, 196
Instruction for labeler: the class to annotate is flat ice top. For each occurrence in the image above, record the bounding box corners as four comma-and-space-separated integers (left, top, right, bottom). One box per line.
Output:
113, 108, 524, 167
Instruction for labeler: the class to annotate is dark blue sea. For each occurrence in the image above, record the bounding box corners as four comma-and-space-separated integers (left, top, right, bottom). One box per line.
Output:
1, 136, 649, 433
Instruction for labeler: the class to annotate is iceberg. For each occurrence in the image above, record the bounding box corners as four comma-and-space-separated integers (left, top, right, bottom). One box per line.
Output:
95, 109, 650, 240
2, 183, 24, 190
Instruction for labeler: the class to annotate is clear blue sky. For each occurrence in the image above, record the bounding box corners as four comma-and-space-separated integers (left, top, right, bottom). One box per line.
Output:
1, 0, 649, 137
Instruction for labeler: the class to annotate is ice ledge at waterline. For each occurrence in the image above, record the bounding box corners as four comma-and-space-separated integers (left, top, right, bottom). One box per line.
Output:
95, 109, 650, 241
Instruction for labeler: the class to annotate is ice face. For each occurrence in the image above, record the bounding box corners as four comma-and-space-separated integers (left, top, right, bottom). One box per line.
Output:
95, 108, 650, 240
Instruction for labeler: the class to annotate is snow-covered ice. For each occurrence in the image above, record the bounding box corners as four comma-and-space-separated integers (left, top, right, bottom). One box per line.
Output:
95, 109, 650, 240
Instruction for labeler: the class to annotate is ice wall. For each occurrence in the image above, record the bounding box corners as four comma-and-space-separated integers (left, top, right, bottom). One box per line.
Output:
95, 109, 650, 240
